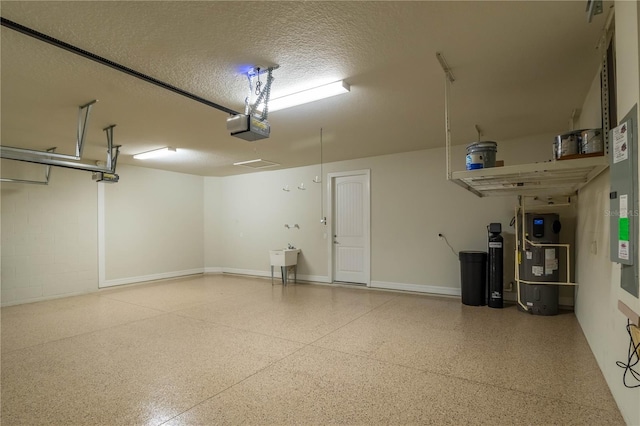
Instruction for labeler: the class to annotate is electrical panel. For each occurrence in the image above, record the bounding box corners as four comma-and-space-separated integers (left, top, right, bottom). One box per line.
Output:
609, 104, 639, 297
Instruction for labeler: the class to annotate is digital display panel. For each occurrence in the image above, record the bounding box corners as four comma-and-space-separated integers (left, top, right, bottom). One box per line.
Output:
533, 218, 544, 238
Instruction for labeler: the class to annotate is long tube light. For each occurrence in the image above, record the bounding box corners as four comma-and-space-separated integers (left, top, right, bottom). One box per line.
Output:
266, 80, 350, 112
133, 147, 177, 160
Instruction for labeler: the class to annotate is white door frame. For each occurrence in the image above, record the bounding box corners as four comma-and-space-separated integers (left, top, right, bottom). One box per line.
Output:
326, 169, 371, 286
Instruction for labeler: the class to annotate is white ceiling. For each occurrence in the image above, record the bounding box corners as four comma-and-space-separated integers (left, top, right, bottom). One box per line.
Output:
1, 1, 609, 177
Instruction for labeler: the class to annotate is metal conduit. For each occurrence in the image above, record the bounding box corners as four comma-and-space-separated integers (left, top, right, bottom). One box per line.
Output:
0, 148, 54, 185
0, 178, 49, 185
1, 17, 241, 116
1, 155, 117, 173
1, 126, 120, 175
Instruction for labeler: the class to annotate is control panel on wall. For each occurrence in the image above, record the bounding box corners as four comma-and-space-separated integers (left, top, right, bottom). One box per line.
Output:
609, 104, 639, 297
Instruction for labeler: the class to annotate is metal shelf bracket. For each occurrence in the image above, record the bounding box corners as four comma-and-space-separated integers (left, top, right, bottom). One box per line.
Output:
0, 101, 121, 180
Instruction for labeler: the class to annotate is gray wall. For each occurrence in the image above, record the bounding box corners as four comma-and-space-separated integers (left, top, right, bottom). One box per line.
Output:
0, 163, 205, 303
1, 162, 98, 303
101, 165, 204, 287
574, 3, 640, 424
1, 133, 550, 304
204, 136, 554, 294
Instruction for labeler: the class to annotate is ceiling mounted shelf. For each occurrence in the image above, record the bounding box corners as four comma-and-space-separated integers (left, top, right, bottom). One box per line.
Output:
450, 156, 609, 197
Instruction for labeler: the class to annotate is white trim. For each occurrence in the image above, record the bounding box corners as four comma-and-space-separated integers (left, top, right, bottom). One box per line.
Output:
204, 267, 223, 274
220, 267, 330, 283
100, 268, 204, 288
298, 274, 331, 284
327, 169, 372, 179
327, 169, 371, 286
372, 283, 574, 308
220, 267, 268, 278
370, 280, 462, 297
503, 291, 575, 307
97, 183, 106, 288
1, 290, 97, 308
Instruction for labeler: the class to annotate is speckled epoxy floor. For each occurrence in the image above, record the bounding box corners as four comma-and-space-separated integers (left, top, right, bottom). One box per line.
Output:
1, 274, 624, 425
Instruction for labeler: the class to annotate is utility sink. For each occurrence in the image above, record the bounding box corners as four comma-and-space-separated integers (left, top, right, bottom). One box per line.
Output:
269, 249, 301, 267
269, 249, 301, 285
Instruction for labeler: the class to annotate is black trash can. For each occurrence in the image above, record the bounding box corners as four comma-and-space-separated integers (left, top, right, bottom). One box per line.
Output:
459, 251, 487, 306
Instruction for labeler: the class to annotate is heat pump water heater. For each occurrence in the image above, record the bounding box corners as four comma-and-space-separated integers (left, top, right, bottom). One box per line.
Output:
518, 213, 561, 315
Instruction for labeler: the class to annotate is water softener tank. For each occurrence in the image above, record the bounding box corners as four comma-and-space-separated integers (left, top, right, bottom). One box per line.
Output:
487, 223, 503, 308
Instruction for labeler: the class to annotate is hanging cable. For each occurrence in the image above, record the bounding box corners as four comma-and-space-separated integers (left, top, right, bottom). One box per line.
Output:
320, 128, 324, 222
439, 233, 458, 257
616, 320, 640, 388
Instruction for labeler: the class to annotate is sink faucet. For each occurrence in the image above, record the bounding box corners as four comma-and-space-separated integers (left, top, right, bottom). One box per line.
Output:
288, 243, 295, 249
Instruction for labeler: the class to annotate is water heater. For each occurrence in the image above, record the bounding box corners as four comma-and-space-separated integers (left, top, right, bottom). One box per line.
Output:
518, 213, 561, 315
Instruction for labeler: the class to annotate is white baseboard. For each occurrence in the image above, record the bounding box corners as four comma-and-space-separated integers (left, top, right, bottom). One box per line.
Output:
370, 280, 461, 297
1, 289, 97, 307
298, 274, 331, 283
99, 268, 204, 288
213, 267, 330, 284
221, 267, 271, 278
99, 266, 328, 289
369, 283, 574, 307
504, 291, 574, 307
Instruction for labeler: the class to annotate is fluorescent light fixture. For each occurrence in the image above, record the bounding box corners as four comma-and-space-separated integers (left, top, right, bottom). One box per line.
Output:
266, 80, 350, 112
133, 147, 177, 160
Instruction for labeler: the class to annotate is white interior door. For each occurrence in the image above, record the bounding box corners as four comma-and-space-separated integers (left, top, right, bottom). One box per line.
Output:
332, 173, 370, 285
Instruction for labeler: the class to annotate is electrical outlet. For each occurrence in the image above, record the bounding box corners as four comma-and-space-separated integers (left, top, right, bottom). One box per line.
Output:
631, 324, 640, 359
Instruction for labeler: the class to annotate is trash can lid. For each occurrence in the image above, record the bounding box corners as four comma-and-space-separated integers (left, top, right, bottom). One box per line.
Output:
459, 251, 487, 261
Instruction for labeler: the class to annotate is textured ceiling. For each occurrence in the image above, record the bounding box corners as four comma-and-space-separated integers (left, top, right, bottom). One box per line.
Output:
1, 1, 609, 176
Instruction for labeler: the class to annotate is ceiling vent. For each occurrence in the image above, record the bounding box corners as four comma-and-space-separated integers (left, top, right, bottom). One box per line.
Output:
233, 159, 279, 169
